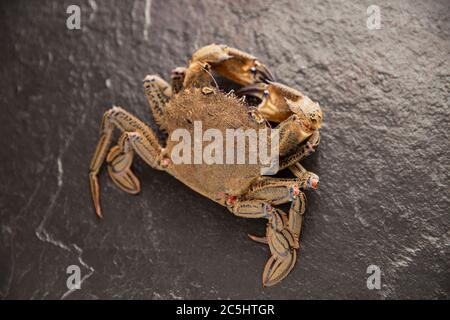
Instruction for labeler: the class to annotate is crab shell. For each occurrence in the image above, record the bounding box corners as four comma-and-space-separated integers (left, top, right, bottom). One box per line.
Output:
163, 87, 270, 203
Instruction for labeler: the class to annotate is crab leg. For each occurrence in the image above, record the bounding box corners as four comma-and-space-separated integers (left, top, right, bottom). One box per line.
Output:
89, 112, 114, 217
245, 175, 317, 239
170, 67, 187, 94
106, 133, 140, 195
89, 106, 166, 218
143, 75, 172, 131
227, 171, 319, 286
229, 199, 299, 287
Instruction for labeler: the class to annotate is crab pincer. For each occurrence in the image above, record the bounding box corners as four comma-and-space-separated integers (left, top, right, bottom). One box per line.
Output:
238, 81, 323, 125
184, 44, 274, 88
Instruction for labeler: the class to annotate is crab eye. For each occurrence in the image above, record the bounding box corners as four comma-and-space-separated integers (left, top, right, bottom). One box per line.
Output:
263, 90, 269, 97
250, 66, 257, 74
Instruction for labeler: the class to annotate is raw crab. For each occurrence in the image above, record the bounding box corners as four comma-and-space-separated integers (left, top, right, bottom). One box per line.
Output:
89, 44, 323, 287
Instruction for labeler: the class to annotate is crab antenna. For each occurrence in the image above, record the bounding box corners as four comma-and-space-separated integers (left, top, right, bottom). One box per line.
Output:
199, 62, 219, 89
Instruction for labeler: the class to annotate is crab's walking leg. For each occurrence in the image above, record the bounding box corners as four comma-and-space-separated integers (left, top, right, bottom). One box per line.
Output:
89, 112, 114, 217
170, 67, 187, 94
106, 133, 140, 195
228, 171, 319, 286
89, 106, 166, 218
143, 75, 172, 130
229, 199, 299, 287
289, 162, 313, 180
245, 176, 317, 240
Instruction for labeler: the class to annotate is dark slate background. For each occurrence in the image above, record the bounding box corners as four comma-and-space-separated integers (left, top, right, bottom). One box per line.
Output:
0, 0, 449, 299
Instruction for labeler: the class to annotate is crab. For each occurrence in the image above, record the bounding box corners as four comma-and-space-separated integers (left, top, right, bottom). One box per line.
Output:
89, 44, 323, 287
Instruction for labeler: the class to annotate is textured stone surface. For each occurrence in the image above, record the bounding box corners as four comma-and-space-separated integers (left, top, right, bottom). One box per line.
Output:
0, 0, 449, 299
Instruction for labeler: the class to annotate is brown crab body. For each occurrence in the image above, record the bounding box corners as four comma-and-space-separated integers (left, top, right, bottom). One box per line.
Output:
89, 44, 323, 287
164, 88, 267, 203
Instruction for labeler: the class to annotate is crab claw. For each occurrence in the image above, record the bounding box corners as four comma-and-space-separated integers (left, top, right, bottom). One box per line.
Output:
191, 44, 233, 65
250, 61, 275, 84
212, 45, 274, 85
186, 44, 274, 88
238, 81, 323, 127
237, 82, 294, 122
